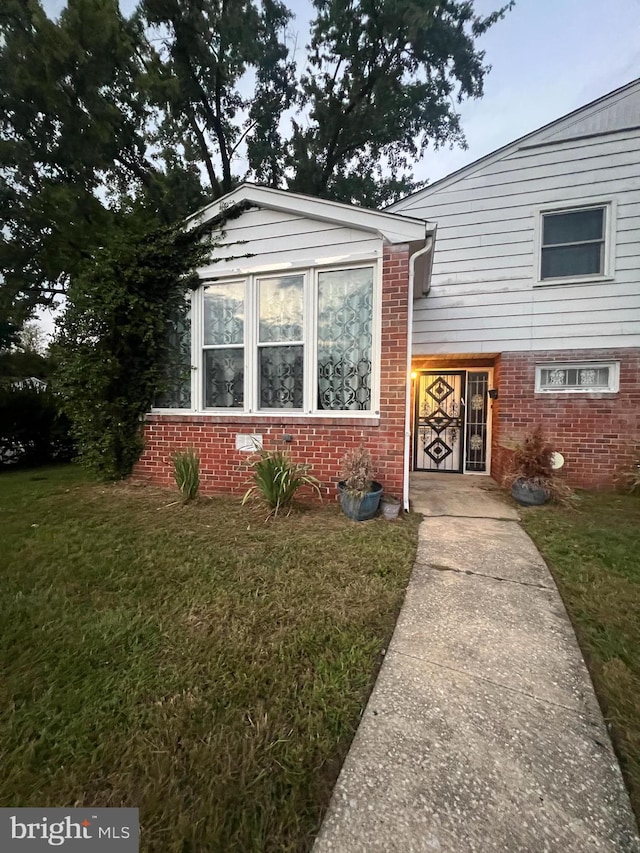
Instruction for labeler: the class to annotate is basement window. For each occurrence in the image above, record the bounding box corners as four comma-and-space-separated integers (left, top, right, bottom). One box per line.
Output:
535, 362, 619, 393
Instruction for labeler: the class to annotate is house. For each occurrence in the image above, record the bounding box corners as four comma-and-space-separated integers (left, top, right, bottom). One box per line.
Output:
133, 79, 640, 502
388, 77, 640, 489
10, 377, 48, 391
134, 184, 435, 506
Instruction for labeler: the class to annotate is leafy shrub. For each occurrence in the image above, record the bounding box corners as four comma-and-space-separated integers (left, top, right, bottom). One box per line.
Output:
0, 383, 74, 467
340, 444, 375, 497
172, 447, 200, 501
242, 448, 322, 518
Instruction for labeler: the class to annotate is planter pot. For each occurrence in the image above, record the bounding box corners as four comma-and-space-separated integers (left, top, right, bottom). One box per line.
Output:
380, 496, 402, 520
338, 481, 383, 521
511, 479, 549, 507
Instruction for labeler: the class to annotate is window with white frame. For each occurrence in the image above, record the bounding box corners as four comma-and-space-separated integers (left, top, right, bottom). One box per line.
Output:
155, 301, 192, 409
158, 263, 378, 414
535, 362, 619, 393
540, 205, 608, 281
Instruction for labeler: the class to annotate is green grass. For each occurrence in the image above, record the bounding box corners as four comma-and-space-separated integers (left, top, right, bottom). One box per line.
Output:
521, 491, 640, 824
0, 465, 420, 852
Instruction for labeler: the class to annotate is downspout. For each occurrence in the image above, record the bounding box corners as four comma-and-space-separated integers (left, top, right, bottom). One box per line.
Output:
402, 236, 434, 512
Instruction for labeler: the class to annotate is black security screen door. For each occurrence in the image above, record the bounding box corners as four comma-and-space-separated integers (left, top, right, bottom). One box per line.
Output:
414, 371, 466, 473
413, 370, 491, 474
465, 371, 490, 472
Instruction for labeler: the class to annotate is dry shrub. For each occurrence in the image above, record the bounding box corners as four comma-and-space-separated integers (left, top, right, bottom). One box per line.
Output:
340, 445, 375, 497
504, 425, 574, 504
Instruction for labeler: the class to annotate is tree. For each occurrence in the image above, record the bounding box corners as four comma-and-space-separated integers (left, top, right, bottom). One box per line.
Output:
139, 0, 512, 205
288, 0, 514, 206
0, 321, 51, 379
140, 0, 296, 196
0, 0, 206, 319
1, 0, 512, 322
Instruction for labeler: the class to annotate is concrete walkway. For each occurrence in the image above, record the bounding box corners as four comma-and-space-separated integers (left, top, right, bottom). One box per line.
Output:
313, 475, 640, 853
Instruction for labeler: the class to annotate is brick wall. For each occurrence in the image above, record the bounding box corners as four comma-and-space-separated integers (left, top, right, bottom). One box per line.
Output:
131, 244, 411, 499
491, 348, 640, 488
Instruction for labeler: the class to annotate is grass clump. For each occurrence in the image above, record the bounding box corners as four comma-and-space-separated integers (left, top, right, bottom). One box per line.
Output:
0, 465, 420, 851
171, 446, 200, 501
521, 491, 640, 824
242, 447, 322, 518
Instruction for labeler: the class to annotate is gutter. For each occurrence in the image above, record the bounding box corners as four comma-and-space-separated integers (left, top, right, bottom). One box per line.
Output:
402, 237, 434, 512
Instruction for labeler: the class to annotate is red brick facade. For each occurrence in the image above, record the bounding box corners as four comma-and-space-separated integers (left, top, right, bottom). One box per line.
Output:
410, 347, 639, 488
491, 348, 640, 489
132, 245, 411, 499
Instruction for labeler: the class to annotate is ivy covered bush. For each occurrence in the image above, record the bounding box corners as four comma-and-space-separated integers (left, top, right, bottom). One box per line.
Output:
54, 216, 211, 481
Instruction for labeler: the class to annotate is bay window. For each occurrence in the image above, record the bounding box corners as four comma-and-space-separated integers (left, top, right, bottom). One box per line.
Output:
157, 263, 378, 415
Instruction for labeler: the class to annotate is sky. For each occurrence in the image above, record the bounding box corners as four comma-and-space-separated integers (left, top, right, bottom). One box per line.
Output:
40, 0, 640, 184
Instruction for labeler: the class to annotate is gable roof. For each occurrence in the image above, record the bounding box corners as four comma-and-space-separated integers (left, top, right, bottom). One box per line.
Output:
389, 77, 640, 210
188, 182, 432, 244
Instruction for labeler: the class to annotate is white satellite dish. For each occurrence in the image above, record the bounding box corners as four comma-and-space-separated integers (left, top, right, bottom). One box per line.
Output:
550, 451, 565, 470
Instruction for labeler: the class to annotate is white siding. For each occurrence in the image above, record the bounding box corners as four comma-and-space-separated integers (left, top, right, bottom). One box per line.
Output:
199, 207, 382, 278
395, 128, 640, 354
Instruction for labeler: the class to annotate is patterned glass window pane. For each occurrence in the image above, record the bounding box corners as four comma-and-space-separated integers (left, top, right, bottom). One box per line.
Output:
156, 302, 191, 408
259, 345, 303, 409
204, 348, 244, 408
204, 282, 244, 345
317, 268, 373, 411
539, 365, 611, 390
259, 276, 304, 342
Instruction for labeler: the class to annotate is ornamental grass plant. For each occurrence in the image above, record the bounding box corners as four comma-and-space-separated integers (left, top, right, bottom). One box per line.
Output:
242, 447, 322, 518
172, 446, 200, 501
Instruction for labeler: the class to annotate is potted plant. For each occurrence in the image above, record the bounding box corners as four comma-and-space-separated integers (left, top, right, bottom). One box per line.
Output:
337, 445, 383, 521
505, 426, 570, 506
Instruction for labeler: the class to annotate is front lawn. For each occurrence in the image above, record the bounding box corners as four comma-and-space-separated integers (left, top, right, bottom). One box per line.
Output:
0, 466, 420, 852
521, 491, 640, 824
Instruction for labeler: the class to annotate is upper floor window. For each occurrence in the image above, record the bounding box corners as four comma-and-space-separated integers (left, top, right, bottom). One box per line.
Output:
540, 205, 608, 281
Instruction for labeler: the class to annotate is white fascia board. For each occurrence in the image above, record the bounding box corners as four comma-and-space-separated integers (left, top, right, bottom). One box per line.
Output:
187, 183, 430, 244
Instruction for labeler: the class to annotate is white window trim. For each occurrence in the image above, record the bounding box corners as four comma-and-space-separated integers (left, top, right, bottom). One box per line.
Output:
533, 199, 616, 287
153, 259, 382, 418
535, 361, 620, 394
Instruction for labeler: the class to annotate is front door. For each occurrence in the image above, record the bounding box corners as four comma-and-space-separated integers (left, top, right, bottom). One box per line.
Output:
414, 370, 491, 473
